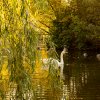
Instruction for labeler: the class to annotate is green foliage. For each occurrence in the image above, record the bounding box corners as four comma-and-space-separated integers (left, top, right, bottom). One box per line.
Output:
0, 0, 38, 99
52, 17, 88, 49
0, 0, 63, 99
49, 0, 100, 50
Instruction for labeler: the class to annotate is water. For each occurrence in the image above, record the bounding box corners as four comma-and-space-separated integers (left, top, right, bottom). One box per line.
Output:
31, 51, 100, 100
2, 51, 100, 100
62, 51, 100, 100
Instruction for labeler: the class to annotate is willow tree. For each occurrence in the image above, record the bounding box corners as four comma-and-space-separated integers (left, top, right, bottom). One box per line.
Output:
0, 0, 62, 99
0, 0, 40, 99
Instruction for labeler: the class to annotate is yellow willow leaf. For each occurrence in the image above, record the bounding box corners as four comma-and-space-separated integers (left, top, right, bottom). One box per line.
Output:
8, 0, 13, 7
1, 59, 9, 80
16, 1, 22, 15
41, 48, 47, 59
26, 0, 30, 5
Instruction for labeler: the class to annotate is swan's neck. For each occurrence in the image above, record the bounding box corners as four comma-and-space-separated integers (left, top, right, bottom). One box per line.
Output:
60, 51, 64, 64
60, 51, 65, 78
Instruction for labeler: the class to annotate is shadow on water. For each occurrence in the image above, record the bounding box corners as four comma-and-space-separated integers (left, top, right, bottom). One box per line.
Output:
3, 51, 100, 100
62, 50, 100, 100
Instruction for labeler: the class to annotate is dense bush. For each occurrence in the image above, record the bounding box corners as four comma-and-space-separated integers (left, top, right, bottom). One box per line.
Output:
50, 0, 100, 50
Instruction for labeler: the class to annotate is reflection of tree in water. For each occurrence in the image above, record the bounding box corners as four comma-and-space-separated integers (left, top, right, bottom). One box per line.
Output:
63, 51, 94, 99
77, 56, 100, 100
62, 52, 71, 99
62, 51, 100, 99
63, 52, 71, 82
31, 51, 100, 100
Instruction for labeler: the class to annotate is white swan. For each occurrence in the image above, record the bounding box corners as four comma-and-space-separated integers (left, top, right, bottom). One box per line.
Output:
41, 58, 60, 70
59, 46, 68, 76
42, 46, 68, 77
83, 53, 88, 58
96, 54, 100, 61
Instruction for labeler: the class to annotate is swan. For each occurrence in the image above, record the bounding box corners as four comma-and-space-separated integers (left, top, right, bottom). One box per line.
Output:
96, 54, 100, 61
41, 46, 68, 77
41, 58, 61, 70
83, 53, 88, 58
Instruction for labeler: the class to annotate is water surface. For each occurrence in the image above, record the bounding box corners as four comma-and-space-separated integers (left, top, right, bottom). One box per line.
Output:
4, 51, 100, 100
34, 51, 100, 100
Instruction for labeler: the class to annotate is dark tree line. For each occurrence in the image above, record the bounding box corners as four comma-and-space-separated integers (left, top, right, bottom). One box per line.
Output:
49, 0, 100, 50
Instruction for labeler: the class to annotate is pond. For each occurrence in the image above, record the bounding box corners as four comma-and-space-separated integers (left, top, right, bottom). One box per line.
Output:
32, 51, 100, 100
62, 50, 100, 100
2, 51, 100, 100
